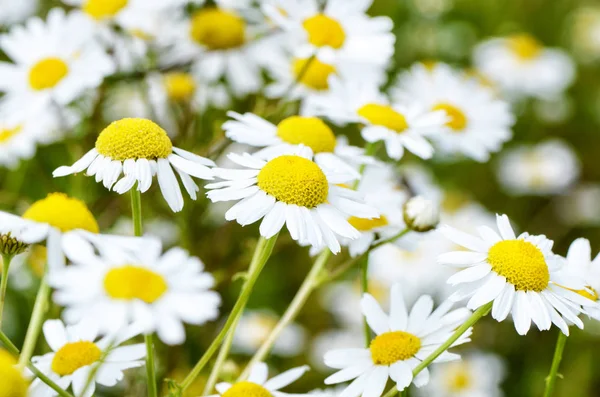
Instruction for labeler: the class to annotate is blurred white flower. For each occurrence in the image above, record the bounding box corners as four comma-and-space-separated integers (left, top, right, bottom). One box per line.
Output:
403, 196, 440, 232
561, 238, 600, 321
0, 0, 37, 25
569, 7, 600, 63
556, 184, 600, 227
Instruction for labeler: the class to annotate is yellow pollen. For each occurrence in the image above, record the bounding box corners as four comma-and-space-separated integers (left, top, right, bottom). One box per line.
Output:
28, 58, 69, 91
487, 240, 549, 292
292, 58, 336, 91
348, 215, 389, 231
0, 349, 28, 397
276, 116, 336, 153
0, 126, 22, 144
190, 8, 246, 50
302, 14, 346, 49
22, 193, 99, 233
104, 265, 168, 303
357, 104, 409, 133
95, 118, 172, 161
83, 0, 128, 19
508, 34, 542, 60
164, 72, 197, 102
370, 331, 421, 365
257, 155, 328, 208
445, 363, 472, 392
432, 103, 468, 131
222, 382, 273, 397
51, 341, 101, 376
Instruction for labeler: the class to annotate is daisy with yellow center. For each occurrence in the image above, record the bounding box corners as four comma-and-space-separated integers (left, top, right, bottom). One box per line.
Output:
208, 362, 310, 397
324, 284, 472, 395
29, 319, 144, 397
0, 349, 28, 397
206, 147, 379, 254
49, 231, 221, 345
53, 118, 214, 212
0, 123, 38, 169
438, 214, 595, 336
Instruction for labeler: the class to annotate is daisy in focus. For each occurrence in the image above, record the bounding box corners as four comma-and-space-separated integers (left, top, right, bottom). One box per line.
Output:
29, 319, 145, 397
391, 63, 515, 162
206, 147, 379, 254
208, 362, 310, 397
324, 284, 472, 394
473, 34, 576, 100
53, 118, 214, 212
561, 238, 600, 321
438, 214, 594, 335
0, 348, 28, 397
50, 231, 221, 345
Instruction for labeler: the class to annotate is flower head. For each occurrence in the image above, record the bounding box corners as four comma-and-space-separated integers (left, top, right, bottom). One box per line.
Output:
0, 349, 28, 397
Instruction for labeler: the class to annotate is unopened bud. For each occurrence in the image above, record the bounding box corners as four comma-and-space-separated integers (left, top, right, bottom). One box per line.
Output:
403, 196, 439, 232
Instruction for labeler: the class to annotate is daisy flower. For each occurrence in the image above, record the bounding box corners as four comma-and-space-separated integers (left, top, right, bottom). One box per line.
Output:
0, 8, 115, 124
223, 111, 374, 178
52, 118, 214, 212
324, 284, 472, 395
29, 319, 145, 397
208, 362, 310, 397
61, 0, 187, 23
391, 63, 515, 162
205, 147, 379, 254
437, 214, 595, 335
561, 238, 600, 321
473, 34, 576, 100
50, 231, 221, 345
0, 348, 28, 397
0, 121, 38, 169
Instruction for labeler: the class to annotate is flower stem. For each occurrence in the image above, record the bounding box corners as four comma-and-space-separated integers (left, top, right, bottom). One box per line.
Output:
360, 254, 371, 346
239, 249, 333, 380
0, 254, 13, 329
180, 234, 279, 393
202, 322, 236, 395
131, 187, 143, 237
18, 275, 50, 369
543, 331, 568, 397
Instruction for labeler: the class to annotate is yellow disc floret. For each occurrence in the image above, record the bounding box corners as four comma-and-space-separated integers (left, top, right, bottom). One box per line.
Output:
83, 0, 128, 19
444, 363, 472, 392
22, 193, 99, 233
104, 265, 168, 303
370, 331, 421, 365
190, 8, 246, 50
95, 118, 172, 161
0, 126, 22, 144
487, 240, 549, 292
164, 72, 197, 102
276, 116, 337, 153
358, 104, 409, 133
51, 341, 102, 376
257, 155, 328, 208
222, 382, 273, 397
508, 34, 542, 60
0, 349, 28, 397
432, 103, 467, 131
348, 215, 389, 231
28, 58, 69, 91
302, 14, 346, 49
292, 58, 336, 91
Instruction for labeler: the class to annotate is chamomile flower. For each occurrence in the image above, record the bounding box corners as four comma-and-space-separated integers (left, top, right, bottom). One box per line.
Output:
437, 214, 594, 335
52, 118, 214, 212
473, 34, 576, 100
0, 122, 38, 169
570, 7, 600, 63
208, 362, 310, 397
561, 238, 600, 321
324, 284, 472, 394
206, 147, 379, 254
50, 231, 221, 345
29, 319, 145, 397
61, 0, 186, 22
391, 63, 515, 162
0, 349, 28, 397
0, 8, 115, 124
223, 111, 373, 178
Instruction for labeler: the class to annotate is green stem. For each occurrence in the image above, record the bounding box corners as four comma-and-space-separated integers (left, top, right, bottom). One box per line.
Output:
130, 187, 143, 237
0, 254, 13, 329
0, 331, 74, 397
18, 276, 50, 369
202, 324, 236, 395
179, 234, 279, 393
543, 331, 568, 397
382, 302, 493, 397
360, 255, 371, 346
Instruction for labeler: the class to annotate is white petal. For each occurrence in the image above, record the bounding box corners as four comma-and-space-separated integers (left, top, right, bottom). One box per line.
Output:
360, 293, 390, 335
247, 363, 269, 385
389, 284, 408, 331
264, 365, 309, 391
496, 214, 516, 240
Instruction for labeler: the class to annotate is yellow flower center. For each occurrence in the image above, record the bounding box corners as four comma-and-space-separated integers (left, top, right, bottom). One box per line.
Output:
276, 116, 336, 153
445, 363, 472, 392
432, 103, 467, 131
28, 58, 69, 91
222, 382, 273, 397
292, 58, 336, 91
357, 104, 408, 133
190, 8, 246, 50
257, 155, 328, 208
95, 118, 172, 161
22, 193, 99, 233
347, 215, 389, 231
104, 265, 168, 303
51, 341, 102, 376
164, 72, 197, 102
0, 349, 28, 397
302, 14, 346, 49
370, 331, 421, 365
508, 34, 542, 60
83, 0, 127, 19
0, 126, 22, 144
487, 240, 549, 292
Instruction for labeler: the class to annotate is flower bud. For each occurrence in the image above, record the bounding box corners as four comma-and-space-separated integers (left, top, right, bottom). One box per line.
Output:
403, 196, 439, 232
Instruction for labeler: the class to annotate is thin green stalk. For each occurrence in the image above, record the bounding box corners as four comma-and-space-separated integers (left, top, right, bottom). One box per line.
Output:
543, 331, 568, 397
179, 234, 279, 393
360, 254, 371, 346
382, 302, 493, 397
0, 254, 13, 328
202, 324, 236, 395
18, 276, 50, 368
239, 249, 332, 380
130, 187, 143, 237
